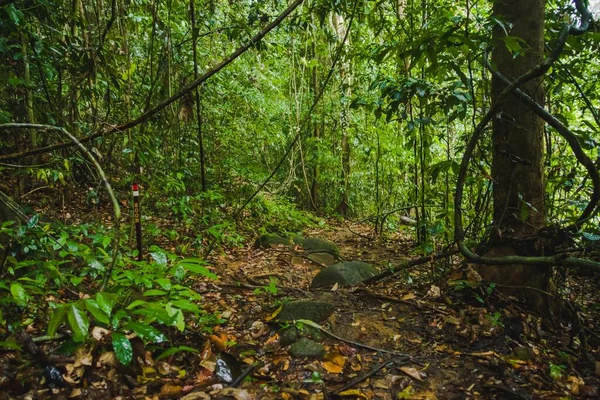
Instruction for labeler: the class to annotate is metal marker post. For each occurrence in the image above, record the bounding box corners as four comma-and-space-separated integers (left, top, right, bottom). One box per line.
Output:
132, 183, 143, 261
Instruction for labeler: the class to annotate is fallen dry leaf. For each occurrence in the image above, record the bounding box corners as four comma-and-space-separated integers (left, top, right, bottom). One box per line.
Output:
399, 366, 423, 381
160, 383, 182, 398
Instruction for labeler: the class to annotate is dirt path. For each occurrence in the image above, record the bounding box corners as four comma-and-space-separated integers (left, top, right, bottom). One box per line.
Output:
197, 223, 598, 399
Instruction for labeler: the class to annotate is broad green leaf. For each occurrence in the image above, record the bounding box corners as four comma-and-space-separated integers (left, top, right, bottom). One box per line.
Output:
6, 4, 24, 25
85, 299, 110, 325
68, 304, 90, 342
179, 260, 217, 280
96, 293, 115, 316
170, 299, 201, 315
10, 282, 28, 306
112, 332, 133, 365
154, 278, 171, 291
124, 322, 167, 343
48, 306, 67, 336
151, 251, 167, 267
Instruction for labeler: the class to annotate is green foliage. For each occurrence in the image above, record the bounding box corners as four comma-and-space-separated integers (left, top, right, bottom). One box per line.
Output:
254, 277, 279, 296
0, 221, 222, 364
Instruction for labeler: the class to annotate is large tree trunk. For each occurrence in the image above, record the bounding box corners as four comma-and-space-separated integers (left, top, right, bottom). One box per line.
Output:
484, 0, 549, 312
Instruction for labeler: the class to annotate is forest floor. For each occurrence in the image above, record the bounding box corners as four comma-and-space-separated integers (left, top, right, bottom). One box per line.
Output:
4, 204, 600, 399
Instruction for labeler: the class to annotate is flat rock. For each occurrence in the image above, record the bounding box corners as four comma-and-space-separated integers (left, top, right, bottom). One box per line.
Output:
289, 338, 326, 360
276, 300, 334, 322
310, 261, 378, 289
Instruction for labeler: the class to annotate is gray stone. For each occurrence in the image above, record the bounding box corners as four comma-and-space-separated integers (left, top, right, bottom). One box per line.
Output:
289, 338, 326, 360
276, 300, 334, 322
310, 261, 378, 289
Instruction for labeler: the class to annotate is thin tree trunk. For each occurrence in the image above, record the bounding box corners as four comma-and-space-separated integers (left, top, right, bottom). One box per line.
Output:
190, 0, 206, 190
333, 13, 351, 217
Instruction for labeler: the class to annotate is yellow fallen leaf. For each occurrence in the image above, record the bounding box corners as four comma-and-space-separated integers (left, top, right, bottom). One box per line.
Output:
265, 305, 283, 322
338, 389, 368, 398
209, 333, 229, 351
323, 361, 343, 374
265, 333, 279, 345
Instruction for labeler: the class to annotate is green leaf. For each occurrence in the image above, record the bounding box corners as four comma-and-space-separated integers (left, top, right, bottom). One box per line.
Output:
68, 304, 90, 342
124, 322, 167, 343
10, 282, 28, 306
6, 4, 24, 25
112, 332, 133, 365
583, 232, 600, 241
48, 306, 67, 336
178, 259, 217, 280
154, 278, 172, 291
151, 251, 168, 267
85, 299, 110, 325
96, 293, 115, 316
143, 289, 168, 296
156, 345, 198, 361
27, 214, 39, 228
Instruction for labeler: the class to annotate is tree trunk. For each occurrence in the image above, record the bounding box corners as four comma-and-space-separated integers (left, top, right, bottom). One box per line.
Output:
484, 0, 549, 312
333, 13, 351, 217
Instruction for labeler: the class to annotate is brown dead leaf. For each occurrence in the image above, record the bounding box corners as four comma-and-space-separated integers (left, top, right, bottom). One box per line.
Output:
97, 351, 117, 367
180, 392, 211, 400
73, 348, 93, 367
399, 366, 423, 381
401, 292, 416, 300
195, 366, 214, 384
214, 388, 251, 400
91, 326, 110, 341
160, 383, 182, 398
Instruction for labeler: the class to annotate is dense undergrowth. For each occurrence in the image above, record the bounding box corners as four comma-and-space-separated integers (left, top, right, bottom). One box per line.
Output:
0, 187, 324, 366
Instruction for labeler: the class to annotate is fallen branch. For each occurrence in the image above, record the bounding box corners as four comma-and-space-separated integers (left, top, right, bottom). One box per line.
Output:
362, 248, 459, 285
295, 319, 414, 359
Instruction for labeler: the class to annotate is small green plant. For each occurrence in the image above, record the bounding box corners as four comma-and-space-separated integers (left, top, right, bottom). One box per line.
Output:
549, 363, 566, 380
254, 277, 278, 296
304, 371, 323, 384
486, 311, 504, 328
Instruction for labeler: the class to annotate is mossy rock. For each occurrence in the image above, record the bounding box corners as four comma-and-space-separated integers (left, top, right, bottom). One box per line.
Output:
292, 235, 339, 256
289, 338, 326, 360
310, 261, 378, 289
280, 326, 324, 346
253, 233, 293, 249
276, 300, 334, 323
